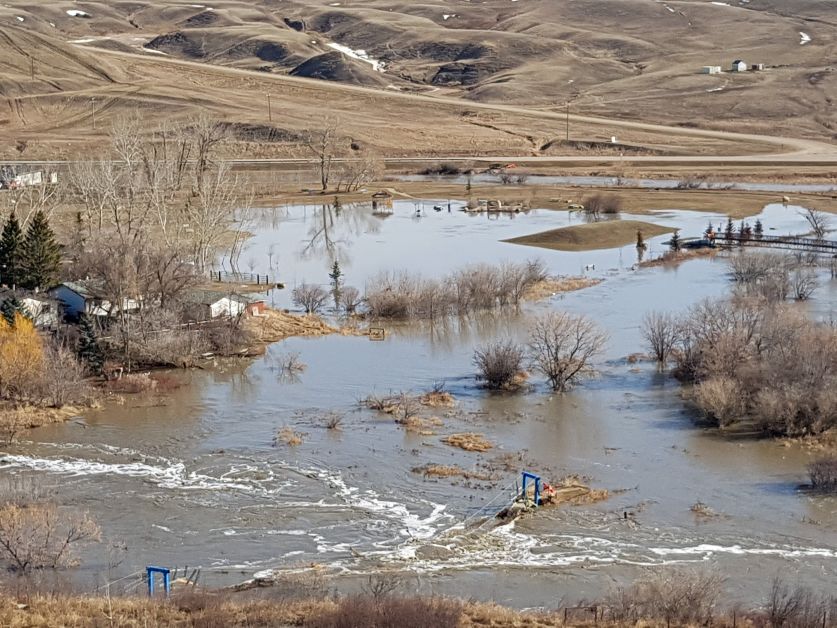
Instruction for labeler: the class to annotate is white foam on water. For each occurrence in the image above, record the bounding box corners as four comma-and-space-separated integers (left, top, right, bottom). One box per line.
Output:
0, 454, 290, 495
651, 543, 837, 558
305, 465, 453, 540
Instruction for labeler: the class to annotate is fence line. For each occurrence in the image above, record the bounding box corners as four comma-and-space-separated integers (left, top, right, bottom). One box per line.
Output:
210, 271, 273, 285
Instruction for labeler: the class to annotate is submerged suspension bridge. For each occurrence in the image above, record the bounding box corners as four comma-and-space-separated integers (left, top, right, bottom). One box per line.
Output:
711, 233, 837, 255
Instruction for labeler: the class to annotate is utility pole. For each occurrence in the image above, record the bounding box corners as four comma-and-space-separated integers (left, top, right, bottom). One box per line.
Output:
267, 93, 272, 122
565, 101, 570, 142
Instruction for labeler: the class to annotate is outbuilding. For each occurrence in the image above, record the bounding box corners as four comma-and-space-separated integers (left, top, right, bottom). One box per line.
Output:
731, 60, 747, 72
182, 289, 249, 321
701, 65, 722, 75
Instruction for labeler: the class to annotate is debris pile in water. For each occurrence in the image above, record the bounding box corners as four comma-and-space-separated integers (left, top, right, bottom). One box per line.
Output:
442, 433, 494, 452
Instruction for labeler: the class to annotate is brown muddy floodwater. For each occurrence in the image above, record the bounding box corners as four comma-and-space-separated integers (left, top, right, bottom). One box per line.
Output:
2, 201, 836, 608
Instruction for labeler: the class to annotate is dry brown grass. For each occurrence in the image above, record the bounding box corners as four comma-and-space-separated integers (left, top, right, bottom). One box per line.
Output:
640, 247, 716, 268
523, 277, 602, 300
243, 309, 339, 344
412, 464, 494, 481
419, 390, 456, 409
400, 416, 444, 436
442, 433, 494, 453
539, 475, 610, 507
275, 426, 304, 447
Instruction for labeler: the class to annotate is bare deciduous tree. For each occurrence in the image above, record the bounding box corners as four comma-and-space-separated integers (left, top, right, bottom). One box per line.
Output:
292, 283, 329, 313
0, 501, 100, 572
340, 286, 362, 314
641, 311, 681, 365
528, 312, 607, 391
800, 207, 830, 239
305, 118, 342, 192
582, 193, 623, 221
791, 268, 818, 301
336, 149, 384, 192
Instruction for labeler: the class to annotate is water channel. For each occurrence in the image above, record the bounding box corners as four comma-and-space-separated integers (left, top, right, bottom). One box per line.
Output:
1, 201, 835, 607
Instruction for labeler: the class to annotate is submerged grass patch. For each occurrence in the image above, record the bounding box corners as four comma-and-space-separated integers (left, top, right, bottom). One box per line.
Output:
442, 433, 494, 452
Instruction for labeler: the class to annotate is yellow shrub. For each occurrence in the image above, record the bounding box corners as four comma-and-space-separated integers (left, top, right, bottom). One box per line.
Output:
0, 313, 44, 400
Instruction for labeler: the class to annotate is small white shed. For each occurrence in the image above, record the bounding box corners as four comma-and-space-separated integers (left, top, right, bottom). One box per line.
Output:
731, 60, 747, 72
183, 290, 248, 321
701, 65, 722, 75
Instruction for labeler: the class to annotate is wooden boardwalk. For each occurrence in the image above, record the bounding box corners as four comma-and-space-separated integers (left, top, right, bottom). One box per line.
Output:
714, 233, 837, 255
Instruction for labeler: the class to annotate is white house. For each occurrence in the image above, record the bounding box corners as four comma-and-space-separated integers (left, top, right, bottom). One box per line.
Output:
701, 65, 722, 75
731, 60, 747, 72
50, 280, 141, 319
182, 289, 249, 321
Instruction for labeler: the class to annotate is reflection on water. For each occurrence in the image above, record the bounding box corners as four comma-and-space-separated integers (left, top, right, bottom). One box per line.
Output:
3, 200, 837, 604
398, 173, 837, 193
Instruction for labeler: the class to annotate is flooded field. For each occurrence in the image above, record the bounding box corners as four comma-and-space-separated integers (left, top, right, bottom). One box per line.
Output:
2, 200, 836, 607
398, 174, 837, 193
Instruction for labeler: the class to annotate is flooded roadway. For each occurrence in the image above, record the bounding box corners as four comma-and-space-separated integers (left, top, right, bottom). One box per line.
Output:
2, 202, 836, 606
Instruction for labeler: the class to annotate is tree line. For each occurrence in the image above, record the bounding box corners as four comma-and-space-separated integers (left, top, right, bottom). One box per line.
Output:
0, 210, 60, 291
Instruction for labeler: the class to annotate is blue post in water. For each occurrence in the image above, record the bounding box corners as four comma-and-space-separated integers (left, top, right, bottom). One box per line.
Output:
521, 472, 542, 506
147, 566, 171, 597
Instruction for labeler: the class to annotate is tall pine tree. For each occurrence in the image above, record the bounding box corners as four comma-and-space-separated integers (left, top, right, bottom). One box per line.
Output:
21, 210, 61, 290
0, 213, 23, 288
77, 314, 104, 375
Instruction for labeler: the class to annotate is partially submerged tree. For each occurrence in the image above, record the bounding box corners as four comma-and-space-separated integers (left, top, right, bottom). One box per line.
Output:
329, 260, 343, 310
473, 339, 526, 390
528, 312, 607, 392
293, 283, 329, 314
641, 311, 681, 365
800, 207, 830, 240
668, 230, 681, 252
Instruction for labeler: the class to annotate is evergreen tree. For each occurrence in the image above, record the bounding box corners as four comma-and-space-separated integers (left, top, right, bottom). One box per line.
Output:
669, 230, 681, 252
754, 219, 764, 239
0, 297, 29, 327
0, 213, 23, 287
636, 229, 646, 249
329, 260, 343, 309
77, 314, 104, 375
20, 210, 61, 290
725, 217, 734, 241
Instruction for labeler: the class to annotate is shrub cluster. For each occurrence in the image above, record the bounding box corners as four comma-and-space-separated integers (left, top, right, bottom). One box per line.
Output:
644, 298, 837, 436
729, 252, 818, 302
365, 260, 548, 320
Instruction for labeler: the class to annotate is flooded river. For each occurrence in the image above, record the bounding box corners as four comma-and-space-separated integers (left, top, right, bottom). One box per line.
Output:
2, 201, 836, 607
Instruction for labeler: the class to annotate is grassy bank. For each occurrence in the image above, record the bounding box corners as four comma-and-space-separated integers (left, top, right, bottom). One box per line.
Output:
506, 220, 672, 252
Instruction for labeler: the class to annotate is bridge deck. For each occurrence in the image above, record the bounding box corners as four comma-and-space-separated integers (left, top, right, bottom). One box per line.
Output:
714, 233, 837, 254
